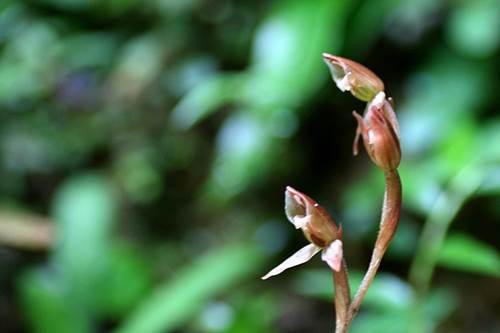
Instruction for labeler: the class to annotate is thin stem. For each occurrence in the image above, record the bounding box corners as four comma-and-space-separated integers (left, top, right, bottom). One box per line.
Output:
349, 169, 401, 318
333, 259, 351, 333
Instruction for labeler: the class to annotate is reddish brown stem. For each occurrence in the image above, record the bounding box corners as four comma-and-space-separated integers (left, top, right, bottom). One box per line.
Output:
333, 259, 351, 332
349, 169, 401, 318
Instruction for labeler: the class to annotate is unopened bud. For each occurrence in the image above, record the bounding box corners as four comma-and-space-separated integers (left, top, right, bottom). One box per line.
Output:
353, 92, 401, 171
323, 53, 384, 102
262, 188, 342, 279
285, 186, 338, 247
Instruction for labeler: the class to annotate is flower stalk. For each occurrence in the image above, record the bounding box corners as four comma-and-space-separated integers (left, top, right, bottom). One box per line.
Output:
333, 259, 351, 333
349, 169, 401, 317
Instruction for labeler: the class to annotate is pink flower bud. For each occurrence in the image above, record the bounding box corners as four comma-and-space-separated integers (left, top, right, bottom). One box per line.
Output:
285, 186, 338, 247
261, 188, 343, 279
352, 92, 401, 171
323, 53, 384, 102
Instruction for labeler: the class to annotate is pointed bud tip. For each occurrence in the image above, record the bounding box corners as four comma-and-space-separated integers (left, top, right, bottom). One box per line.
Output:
322, 52, 336, 62
323, 53, 385, 102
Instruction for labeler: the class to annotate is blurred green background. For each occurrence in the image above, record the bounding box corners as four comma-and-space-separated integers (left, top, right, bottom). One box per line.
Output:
0, 0, 499, 332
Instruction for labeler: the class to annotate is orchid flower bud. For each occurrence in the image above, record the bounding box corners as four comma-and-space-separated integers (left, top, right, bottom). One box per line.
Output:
285, 186, 338, 247
323, 53, 384, 102
352, 92, 401, 171
261, 187, 342, 280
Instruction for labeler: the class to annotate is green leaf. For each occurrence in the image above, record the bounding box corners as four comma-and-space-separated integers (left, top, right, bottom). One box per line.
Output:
421, 288, 458, 329
293, 269, 456, 333
446, 0, 500, 58
349, 287, 457, 333
247, 0, 350, 107
52, 173, 117, 311
171, 0, 352, 132
350, 311, 411, 333
477, 166, 500, 196
438, 233, 500, 277
202, 111, 279, 202
343, 0, 401, 56
293, 269, 414, 312
115, 243, 265, 333
223, 293, 278, 333
17, 268, 91, 333
101, 242, 152, 317
170, 74, 245, 130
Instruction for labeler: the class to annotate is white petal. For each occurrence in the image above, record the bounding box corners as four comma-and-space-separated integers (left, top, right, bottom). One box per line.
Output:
291, 215, 310, 229
372, 91, 386, 108
261, 244, 321, 280
321, 239, 343, 272
336, 72, 352, 92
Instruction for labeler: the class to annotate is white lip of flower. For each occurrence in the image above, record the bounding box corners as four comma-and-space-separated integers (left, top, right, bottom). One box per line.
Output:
321, 239, 343, 272
261, 239, 344, 280
291, 215, 310, 229
323, 53, 385, 102
372, 91, 385, 107
336, 71, 353, 92
322, 55, 353, 93
364, 92, 386, 146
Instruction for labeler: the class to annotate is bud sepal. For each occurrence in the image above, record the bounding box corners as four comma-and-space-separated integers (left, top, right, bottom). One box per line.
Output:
262, 187, 344, 279
352, 92, 401, 171
323, 53, 384, 102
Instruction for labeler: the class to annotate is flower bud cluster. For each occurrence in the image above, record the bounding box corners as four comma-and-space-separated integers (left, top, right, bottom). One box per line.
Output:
323, 53, 401, 171
263, 54, 404, 331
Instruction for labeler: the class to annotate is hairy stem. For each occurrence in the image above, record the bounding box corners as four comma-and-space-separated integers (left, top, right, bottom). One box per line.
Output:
333, 260, 351, 333
349, 169, 401, 318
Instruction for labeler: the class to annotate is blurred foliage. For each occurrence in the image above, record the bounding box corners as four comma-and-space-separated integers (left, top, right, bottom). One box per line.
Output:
0, 0, 499, 332
293, 268, 457, 333
116, 243, 265, 333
